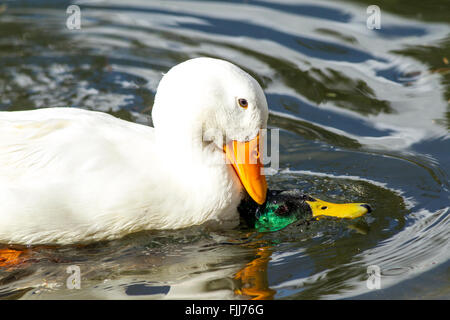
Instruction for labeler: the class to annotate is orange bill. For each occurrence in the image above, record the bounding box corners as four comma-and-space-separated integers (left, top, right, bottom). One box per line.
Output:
224, 133, 267, 204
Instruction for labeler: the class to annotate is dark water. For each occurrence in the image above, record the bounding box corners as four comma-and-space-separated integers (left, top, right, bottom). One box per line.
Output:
0, 0, 449, 299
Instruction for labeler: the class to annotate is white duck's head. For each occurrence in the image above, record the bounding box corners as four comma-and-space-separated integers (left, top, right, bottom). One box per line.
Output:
152, 57, 269, 204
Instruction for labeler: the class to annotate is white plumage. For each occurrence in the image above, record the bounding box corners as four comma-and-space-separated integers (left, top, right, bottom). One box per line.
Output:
0, 58, 269, 244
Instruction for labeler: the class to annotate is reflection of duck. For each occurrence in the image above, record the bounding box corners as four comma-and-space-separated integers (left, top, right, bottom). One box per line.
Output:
235, 246, 275, 300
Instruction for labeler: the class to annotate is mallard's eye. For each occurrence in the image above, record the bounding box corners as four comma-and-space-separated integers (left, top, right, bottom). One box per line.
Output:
275, 205, 289, 216
238, 98, 248, 109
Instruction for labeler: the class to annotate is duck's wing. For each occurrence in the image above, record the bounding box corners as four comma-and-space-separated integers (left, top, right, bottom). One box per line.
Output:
0, 108, 155, 181
0, 108, 163, 244
0, 117, 79, 179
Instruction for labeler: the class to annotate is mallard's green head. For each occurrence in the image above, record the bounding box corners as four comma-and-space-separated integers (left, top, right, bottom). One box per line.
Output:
255, 202, 305, 232
254, 190, 314, 232
238, 190, 314, 232
238, 189, 372, 232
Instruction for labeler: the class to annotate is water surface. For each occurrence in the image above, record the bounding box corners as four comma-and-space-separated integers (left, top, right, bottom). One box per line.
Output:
0, 0, 449, 299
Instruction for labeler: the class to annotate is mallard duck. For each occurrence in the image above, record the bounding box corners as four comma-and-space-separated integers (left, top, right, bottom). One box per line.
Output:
239, 190, 371, 232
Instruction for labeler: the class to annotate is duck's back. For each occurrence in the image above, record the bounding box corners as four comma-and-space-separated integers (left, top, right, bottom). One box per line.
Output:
0, 108, 155, 179
0, 108, 164, 244
0, 107, 242, 244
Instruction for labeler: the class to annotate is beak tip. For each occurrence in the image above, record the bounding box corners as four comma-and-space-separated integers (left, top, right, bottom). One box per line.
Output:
360, 204, 372, 213
255, 197, 266, 205
250, 188, 267, 205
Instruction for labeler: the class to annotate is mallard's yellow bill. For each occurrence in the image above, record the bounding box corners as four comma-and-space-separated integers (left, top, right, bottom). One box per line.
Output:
224, 134, 267, 205
306, 198, 371, 219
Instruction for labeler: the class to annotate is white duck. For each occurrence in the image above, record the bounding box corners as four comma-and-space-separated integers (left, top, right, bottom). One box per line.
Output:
0, 58, 269, 245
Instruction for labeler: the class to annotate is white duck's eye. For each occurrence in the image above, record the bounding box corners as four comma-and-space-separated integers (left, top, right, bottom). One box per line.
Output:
238, 98, 248, 109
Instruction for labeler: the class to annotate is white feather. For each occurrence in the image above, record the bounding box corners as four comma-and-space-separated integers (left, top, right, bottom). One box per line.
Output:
0, 58, 268, 245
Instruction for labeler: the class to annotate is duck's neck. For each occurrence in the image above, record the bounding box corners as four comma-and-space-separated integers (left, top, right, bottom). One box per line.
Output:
153, 126, 244, 229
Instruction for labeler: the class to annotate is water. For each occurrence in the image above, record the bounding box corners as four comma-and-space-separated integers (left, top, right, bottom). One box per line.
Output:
0, 0, 449, 299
